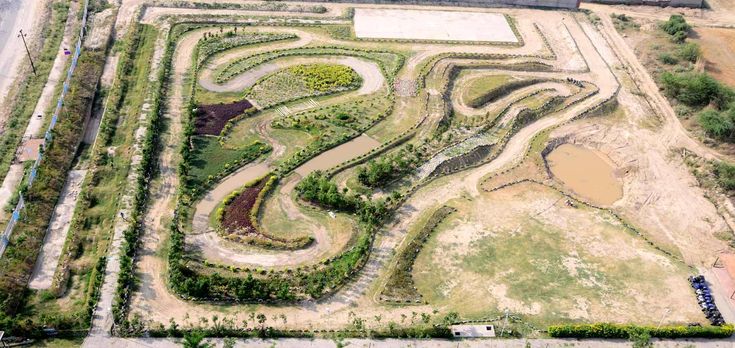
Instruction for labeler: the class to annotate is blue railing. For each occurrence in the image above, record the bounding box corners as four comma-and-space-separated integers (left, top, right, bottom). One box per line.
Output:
0, 0, 90, 258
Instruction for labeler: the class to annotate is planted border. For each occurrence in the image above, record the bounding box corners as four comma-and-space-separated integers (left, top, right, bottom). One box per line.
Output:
380, 205, 456, 304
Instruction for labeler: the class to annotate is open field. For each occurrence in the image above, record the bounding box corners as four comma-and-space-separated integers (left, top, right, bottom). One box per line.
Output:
3, 0, 735, 346
415, 182, 701, 326
693, 27, 735, 87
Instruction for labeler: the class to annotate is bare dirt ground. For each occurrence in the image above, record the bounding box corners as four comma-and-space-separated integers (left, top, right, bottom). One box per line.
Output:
28, 169, 87, 289
354, 8, 517, 43
415, 181, 702, 325
693, 27, 735, 87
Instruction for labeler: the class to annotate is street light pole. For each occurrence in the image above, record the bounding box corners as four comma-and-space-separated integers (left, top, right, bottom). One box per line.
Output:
18, 29, 36, 76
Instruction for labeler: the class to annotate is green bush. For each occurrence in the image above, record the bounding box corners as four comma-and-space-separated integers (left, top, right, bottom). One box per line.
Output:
288, 63, 360, 92
660, 71, 734, 108
357, 144, 421, 188
698, 108, 735, 140
714, 161, 735, 191
677, 42, 701, 63
661, 15, 691, 43
548, 323, 734, 339
658, 52, 679, 65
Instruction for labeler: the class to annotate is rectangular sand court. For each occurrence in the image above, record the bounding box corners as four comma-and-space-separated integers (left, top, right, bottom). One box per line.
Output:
353, 8, 519, 43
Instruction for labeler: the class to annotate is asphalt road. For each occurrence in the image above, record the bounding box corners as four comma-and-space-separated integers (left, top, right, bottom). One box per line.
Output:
0, 0, 40, 114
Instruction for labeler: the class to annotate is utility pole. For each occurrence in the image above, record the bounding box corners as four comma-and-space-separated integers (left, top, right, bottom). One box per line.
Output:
18, 29, 36, 76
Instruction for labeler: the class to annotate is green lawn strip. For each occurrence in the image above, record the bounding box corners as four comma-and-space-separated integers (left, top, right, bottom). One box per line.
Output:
461, 74, 512, 106
188, 136, 271, 192
0, 1, 71, 181
247, 65, 360, 109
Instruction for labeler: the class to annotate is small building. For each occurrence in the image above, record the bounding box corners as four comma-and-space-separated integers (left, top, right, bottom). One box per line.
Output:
450, 324, 497, 338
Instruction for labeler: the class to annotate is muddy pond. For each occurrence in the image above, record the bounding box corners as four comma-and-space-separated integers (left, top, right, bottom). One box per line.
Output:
546, 143, 622, 206
295, 134, 380, 176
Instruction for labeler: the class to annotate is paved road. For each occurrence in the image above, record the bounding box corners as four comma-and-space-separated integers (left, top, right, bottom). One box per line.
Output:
76, 337, 735, 347
0, 0, 41, 116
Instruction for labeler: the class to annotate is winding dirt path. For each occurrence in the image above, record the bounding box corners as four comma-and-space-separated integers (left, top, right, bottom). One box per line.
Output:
452, 79, 574, 116
199, 55, 385, 95
126, 8, 621, 329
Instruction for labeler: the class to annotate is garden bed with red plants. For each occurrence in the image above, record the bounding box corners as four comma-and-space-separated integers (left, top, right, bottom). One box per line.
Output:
195, 99, 254, 135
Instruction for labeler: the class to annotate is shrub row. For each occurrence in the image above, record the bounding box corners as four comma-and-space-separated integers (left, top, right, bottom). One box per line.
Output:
148, 0, 328, 13
548, 323, 734, 339
380, 206, 455, 303
52, 17, 145, 297
112, 23, 177, 326
0, 49, 106, 328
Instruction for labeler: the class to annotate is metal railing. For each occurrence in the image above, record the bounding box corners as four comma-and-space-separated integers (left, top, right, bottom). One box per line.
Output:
0, 0, 90, 258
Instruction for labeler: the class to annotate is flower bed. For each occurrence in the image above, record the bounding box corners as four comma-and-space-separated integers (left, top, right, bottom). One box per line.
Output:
216, 176, 313, 249
194, 99, 255, 135
247, 64, 361, 109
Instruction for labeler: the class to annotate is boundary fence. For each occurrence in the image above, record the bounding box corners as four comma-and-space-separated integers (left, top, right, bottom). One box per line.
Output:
0, 0, 90, 258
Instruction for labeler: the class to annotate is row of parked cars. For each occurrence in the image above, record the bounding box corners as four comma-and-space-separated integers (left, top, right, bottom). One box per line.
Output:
689, 275, 726, 326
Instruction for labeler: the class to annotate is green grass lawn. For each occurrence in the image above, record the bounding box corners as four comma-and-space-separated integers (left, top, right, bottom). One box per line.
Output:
461, 74, 512, 106
189, 135, 268, 188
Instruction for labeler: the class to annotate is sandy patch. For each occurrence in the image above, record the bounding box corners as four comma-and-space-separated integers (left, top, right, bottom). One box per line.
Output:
354, 8, 518, 43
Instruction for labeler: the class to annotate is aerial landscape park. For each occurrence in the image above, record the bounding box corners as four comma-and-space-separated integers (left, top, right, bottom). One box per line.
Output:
0, 0, 735, 347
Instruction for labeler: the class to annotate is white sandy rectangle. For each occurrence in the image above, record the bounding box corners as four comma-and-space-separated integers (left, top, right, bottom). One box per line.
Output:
354, 8, 518, 43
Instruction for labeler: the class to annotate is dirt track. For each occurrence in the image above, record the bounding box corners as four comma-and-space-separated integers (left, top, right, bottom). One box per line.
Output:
199, 55, 385, 95
125, 6, 624, 328
75, 0, 735, 338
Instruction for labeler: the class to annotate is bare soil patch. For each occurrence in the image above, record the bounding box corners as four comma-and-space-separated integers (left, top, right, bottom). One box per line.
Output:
693, 27, 735, 88
195, 99, 254, 135
413, 182, 702, 325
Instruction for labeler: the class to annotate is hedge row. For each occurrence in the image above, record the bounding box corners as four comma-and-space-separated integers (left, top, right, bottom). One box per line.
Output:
148, 0, 328, 13
0, 49, 106, 330
216, 45, 404, 84
112, 23, 175, 326
547, 323, 734, 339
52, 17, 145, 298
380, 206, 456, 303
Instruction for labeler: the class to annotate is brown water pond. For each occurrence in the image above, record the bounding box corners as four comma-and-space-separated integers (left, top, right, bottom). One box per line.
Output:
294, 134, 380, 177
546, 143, 622, 206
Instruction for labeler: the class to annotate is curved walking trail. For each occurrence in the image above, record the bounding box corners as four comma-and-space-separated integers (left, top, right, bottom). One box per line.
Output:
74, 2, 735, 346
125, 7, 623, 330
200, 56, 385, 95
189, 26, 385, 266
